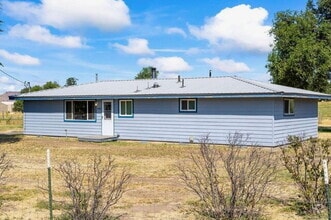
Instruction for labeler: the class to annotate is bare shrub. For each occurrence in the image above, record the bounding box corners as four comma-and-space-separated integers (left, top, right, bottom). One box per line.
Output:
0, 152, 12, 208
56, 155, 131, 220
281, 136, 330, 215
178, 133, 277, 219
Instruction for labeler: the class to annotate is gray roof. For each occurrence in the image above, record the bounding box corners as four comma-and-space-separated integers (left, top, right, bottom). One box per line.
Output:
18, 76, 331, 100
1, 91, 20, 101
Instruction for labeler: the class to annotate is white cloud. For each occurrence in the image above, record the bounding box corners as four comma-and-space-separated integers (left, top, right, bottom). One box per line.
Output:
9, 24, 85, 48
138, 57, 192, 73
0, 76, 9, 84
166, 27, 187, 38
0, 49, 40, 65
114, 38, 154, 55
3, 0, 131, 31
189, 4, 273, 53
202, 57, 250, 73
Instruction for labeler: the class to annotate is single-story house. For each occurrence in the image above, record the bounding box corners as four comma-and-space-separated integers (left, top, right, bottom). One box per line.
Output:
18, 76, 331, 146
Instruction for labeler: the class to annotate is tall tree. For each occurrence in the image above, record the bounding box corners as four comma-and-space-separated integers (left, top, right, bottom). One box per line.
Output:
65, 77, 78, 86
135, 67, 159, 79
267, 0, 331, 92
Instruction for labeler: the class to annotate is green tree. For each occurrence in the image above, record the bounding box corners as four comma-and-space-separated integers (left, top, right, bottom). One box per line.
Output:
14, 81, 60, 112
42, 81, 60, 90
135, 67, 159, 79
267, 0, 331, 92
65, 77, 78, 86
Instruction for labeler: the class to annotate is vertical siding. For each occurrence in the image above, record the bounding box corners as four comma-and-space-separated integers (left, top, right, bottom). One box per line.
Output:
24, 100, 102, 137
114, 98, 275, 146
273, 98, 318, 145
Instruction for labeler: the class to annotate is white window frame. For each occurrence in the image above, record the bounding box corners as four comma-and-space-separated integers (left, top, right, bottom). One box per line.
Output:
180, 99, 197, 112
283, 98, 295, 115
119, 99, 133, 117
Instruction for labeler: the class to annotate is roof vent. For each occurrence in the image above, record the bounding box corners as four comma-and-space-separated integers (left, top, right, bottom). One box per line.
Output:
151, 67, 157, 79
134, 86, 141, 93
152, 82, 160, 88
181, 79, 185, 88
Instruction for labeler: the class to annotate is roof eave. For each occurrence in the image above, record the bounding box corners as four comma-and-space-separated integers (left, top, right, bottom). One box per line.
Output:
16, 92, 331, 101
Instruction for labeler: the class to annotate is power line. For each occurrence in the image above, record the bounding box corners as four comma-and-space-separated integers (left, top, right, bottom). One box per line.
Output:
0, 68, 25, 84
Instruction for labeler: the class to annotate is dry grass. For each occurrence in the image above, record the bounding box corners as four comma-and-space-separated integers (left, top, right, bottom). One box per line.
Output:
0, 112, 23, 132
0, 135, 325, 220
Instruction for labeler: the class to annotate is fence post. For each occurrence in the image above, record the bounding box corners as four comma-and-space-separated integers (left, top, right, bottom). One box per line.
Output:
323, 159, 331, 220
47, 149, 53, 220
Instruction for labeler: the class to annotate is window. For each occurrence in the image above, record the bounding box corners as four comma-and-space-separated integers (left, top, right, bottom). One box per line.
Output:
119, 100, 133, 117
65, 100, 96, 120
284, 99, 294, 115
180, 99, 197, 112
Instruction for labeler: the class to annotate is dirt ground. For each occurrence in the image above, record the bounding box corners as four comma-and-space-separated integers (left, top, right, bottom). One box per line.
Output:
0, 135, 329, 219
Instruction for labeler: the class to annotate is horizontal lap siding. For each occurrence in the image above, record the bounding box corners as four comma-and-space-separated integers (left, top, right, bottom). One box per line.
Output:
24, 100, 102, 137
115, 98, 275, 146
273, 99, 318, 145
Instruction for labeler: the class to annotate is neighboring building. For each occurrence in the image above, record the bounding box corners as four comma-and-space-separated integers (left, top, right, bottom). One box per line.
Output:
0, 91, 20, 112
18, 76, 331, 146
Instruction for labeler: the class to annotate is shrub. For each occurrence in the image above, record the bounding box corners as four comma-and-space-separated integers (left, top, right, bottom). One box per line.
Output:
178, 133, 277, 219
56, 155, 131, 220
0, 152, 12, 208
281, 136, 331, 215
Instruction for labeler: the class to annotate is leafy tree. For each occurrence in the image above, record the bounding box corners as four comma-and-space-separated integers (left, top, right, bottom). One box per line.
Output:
267, 0, 331, 92
14, 81, 60, 112
13, 100, 23, 112
42, 81, 60, 90
20, 85, 43, 94
135, 66, 159, 79
65, 77, 78, 86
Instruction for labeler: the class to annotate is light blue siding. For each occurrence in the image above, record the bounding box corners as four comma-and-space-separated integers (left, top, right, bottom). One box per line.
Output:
273, 98, 318, 145
114, 98, 275, 146
23, 97, 319, 146
24, 100, 102, 137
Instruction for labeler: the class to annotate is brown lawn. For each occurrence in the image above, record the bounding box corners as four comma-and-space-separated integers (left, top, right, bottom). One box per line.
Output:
1, 134, 329, 220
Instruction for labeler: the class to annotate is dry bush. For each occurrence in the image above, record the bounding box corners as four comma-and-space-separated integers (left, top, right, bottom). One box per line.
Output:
56, 155, 131, 220
0, 152, 12, 208
281, 136, 331, 215
178, 133, 277, 220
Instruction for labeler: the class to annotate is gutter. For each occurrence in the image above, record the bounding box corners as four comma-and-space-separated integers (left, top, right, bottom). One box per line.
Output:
16, 92, 331, 101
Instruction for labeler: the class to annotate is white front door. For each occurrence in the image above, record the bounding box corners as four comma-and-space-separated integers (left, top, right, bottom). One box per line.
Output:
102, 100, 113, 136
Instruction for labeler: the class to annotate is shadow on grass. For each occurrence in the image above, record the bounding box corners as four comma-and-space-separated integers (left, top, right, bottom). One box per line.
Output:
318, 126, 331, 132
0, 133, 23, 143
267, 196, 327, 218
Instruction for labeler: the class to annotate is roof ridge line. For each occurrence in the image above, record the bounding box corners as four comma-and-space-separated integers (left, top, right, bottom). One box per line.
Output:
230, 76, 281, 93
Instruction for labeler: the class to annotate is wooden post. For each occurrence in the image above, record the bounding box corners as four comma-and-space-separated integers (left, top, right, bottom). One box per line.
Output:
47, 149, 53, 220
323, 159, 331, 220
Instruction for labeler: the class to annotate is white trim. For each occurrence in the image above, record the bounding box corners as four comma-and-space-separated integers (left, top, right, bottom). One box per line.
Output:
180, 98, 196, 112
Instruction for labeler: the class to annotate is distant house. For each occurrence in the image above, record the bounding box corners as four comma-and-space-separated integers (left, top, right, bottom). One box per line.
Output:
18, 76, 331, 146
0, 91, 20, 112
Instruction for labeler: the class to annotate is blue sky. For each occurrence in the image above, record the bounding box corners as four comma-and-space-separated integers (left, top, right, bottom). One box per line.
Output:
0, 0, 308, 93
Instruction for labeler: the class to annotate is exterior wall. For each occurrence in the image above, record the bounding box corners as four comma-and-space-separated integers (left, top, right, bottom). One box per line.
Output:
114, 98, 275, 146
273, 98, 318, 145
23, 97, 319, 147
24, 100, 102, 137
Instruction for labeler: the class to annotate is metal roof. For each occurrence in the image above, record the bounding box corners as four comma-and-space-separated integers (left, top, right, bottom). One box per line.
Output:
18, 76, 331, 100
